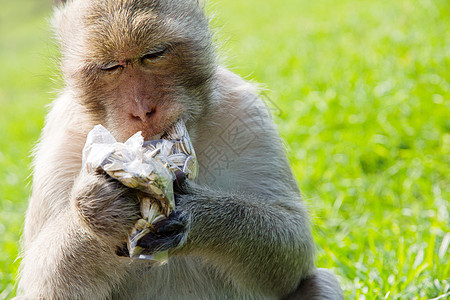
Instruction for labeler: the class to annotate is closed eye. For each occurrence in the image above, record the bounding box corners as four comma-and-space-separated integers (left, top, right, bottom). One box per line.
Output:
142, 47, 167, 62
100, 62, 123, 72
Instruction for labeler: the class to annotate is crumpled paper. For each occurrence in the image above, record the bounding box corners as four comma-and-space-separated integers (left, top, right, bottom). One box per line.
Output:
82, 120, 197, 262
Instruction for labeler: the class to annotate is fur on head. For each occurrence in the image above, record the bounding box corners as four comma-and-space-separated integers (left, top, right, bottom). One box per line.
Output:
52, 0, 217, 141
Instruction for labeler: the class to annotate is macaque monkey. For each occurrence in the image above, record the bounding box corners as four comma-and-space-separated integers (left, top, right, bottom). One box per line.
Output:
17, 0, 344, 299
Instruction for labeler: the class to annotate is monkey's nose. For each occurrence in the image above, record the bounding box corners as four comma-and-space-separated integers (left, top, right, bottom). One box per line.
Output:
131, 102, 156, 123
132, 109, 155, 123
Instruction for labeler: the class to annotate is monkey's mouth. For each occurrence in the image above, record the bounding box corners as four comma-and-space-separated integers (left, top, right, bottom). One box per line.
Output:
142, 124, 170, 142
147, 132, 164, 140
144, 119, 180, 141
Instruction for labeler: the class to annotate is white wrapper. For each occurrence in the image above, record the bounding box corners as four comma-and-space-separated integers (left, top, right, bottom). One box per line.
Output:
82, 120, 197, 262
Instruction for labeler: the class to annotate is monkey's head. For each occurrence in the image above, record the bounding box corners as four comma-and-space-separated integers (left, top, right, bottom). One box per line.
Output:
53, 0, 216, 141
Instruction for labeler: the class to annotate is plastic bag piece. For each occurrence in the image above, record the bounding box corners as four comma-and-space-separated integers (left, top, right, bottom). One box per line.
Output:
82, 120, 198, 262
82, 125, 118, 173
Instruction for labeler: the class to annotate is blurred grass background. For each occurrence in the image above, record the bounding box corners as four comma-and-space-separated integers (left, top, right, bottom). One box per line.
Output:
0, 0, 449, 299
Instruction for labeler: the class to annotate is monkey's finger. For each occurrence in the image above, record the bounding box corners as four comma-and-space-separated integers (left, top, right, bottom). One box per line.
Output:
136, 232, 184, 253
152, 211, 186, 234
115, 243, 129, 257
173, 170, 186, 194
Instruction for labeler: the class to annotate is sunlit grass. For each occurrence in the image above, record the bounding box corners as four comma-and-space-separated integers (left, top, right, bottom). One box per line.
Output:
0, 0, 448, 299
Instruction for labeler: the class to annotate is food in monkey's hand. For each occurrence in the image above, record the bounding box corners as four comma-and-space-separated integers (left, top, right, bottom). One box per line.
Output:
82, 120, 198, 262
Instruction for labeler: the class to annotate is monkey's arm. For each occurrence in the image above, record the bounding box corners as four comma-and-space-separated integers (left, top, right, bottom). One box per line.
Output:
19, 207, 127, 298
175, 184, 315, 298
168, 67, 316, 297
17, 96, 138, 298
18, 172, 141, 299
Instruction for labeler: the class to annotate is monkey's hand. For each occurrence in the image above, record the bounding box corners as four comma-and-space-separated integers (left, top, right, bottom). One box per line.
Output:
170, 180, 316, 297
72, 169, 141, 246
136, 210, 188, 254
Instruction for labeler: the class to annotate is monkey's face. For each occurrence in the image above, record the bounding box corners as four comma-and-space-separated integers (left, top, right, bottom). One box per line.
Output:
55, 0, 216, 142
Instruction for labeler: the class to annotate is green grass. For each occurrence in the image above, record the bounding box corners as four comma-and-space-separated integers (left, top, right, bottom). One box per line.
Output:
0, 0, 449, 299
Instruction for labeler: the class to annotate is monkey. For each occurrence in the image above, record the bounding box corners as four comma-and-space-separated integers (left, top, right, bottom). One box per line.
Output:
16, 0, 344, 299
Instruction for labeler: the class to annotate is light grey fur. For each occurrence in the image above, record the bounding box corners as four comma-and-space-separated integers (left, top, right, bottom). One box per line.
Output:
16, 1, 344, 299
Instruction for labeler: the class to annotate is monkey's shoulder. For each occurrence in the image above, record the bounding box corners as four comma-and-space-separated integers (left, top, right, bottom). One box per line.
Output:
194, 67, 298, 195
